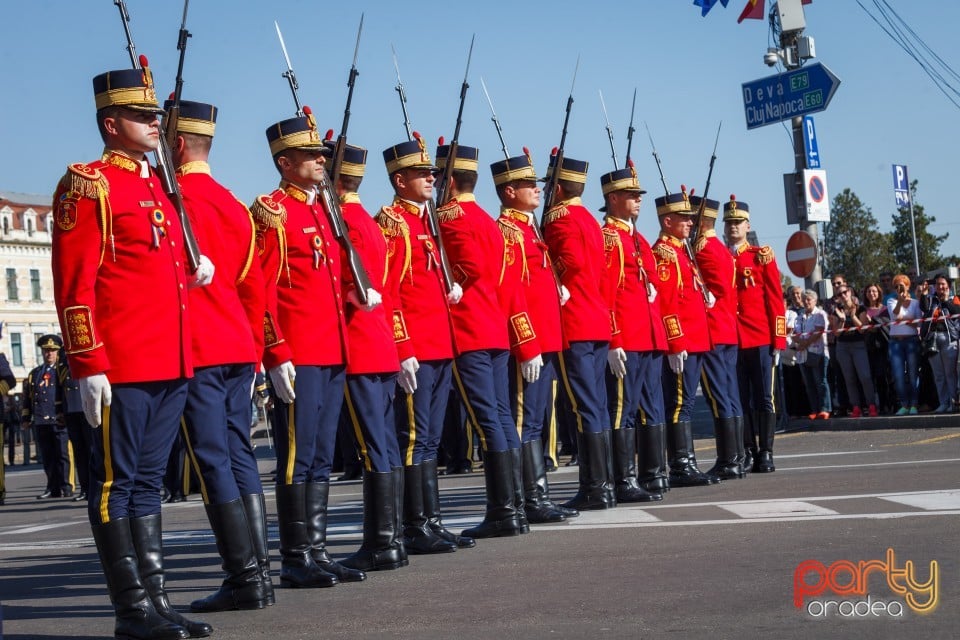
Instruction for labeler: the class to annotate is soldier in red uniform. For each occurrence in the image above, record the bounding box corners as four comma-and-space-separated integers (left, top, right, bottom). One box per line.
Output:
327, 143, 407, 572
723, 196, 787, 473
377, 137, 469, 555
599, 166, 665, 502
492, 151, 575, 524
691, 195, 745, 481
252, 110, 367, 589
52, 65, 212, 640
163, 99, 274, 613
652, 188, 716, 488
542, 154, 616, 510
436, 143, 532, 538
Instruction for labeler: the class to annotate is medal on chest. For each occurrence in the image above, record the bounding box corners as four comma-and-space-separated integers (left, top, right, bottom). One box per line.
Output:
312, 234, 326, 269
150, 209, 167, 248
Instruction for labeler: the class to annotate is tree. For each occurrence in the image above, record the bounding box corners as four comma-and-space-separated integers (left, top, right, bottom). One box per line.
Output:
889, 179, 949, 276
822, 188, 893, 290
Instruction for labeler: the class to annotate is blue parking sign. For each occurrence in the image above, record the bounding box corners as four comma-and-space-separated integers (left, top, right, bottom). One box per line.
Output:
892, 164, 911, 208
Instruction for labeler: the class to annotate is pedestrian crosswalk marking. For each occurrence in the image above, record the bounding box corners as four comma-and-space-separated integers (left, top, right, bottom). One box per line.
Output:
879, 490, 960, 510
718, 501, 838, 518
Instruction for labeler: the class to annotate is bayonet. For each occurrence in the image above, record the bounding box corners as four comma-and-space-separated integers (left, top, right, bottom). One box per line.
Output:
625, 88, 637, 163
480, 77, 509, 159
599, 89, 618, 169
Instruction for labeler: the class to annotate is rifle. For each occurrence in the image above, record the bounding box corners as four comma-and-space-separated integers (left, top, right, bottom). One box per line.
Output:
691, 122, 722, 245
480, 77, 509, 159
599, 90, 619, 170
625, 88, 637, 163
165, 0, 191, 150
433, 35, 475, 208
389, 44, 456, 295
113, 0, 201, 274
326, 14, 363, 189
274, 20, 372, 304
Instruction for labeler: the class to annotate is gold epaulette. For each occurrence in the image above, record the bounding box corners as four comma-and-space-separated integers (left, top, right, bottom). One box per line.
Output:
376, 206, 408, 237
250, 194, 286, 230
694, 235, 708, 254
498, 217, 524, 245
602, 227, 621, 252
653, 242, 677, 263
436, 200, 464, 224
64, 162, 109, 199
757, 245, 775, 265
542, 204, 569, 226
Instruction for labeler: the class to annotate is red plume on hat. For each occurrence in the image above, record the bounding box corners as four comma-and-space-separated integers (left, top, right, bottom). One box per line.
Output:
324, 129, 334, 143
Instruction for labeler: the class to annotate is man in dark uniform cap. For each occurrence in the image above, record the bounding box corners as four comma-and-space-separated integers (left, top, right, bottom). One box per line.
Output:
252, 108, 368, 589
51, 63, 213, 639
22, 334, 72, 499
164, 98, 274, 612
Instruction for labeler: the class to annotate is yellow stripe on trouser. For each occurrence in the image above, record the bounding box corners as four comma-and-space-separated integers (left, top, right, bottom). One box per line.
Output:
464, 418, 475, 462
700, 368, 720, 418
545, 379, 559, 464
769, 359, 778, 413
612, 377, 624, 431
452, 361, 488, 451
67, 440, 76, 491
670, 371, 684, 424
99, 404, 113, 523
344, 384, 372, 472
285, 399, 296, 485
404, 393, 416, 466
514, 360, 524, 438
182, 418, 209, 503
557, 352, 584, 434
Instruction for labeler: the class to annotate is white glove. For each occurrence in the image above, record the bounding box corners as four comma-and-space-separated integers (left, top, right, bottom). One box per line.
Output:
607, 347, 627, 379
705, 290, 716, 309
347, 287, 383, 312
189, 254, 215, 288
772, 349, 782, 367
559, 285, 571, 306
268, 361, 297, 404
446, 282, 463, 305
646, 282, 657, 304
521, 354, 543, 383
399, 356, 420, 394
79, 373, 112, 428
667, 351, 688, 374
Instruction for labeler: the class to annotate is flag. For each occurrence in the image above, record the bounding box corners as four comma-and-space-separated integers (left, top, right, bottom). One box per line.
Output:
739, 0, 812, 24
694, 0, 729, 17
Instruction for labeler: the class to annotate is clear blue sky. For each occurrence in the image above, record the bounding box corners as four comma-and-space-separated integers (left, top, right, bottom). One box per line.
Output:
2, 1, 958, 272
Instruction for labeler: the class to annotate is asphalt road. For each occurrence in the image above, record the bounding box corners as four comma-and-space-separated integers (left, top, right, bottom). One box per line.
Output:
2, 425, 958, 639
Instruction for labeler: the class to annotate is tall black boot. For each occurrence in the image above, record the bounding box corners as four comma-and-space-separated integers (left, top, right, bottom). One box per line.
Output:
520, 440, 566, 523
305, 481, 366, 582
341, 470, 407, 571
240, 493, 275, 606
637, 423, 668, 494
130, 515, 212, 638
402, 463, 457, 554
189, 498, 269, 612
705, 417, 744, 481
562, 431, 615, 510
275, 483, 338, 588
600, 430, 618, 507
422, 458, 475, 548
391, 466, 408, 564
755, 411, 777, 473
461, 449, 522, 538
509, 448, 530, 533
91, 518, 189, 640
612, 428, 662, 502
667, 422, 715, 487
732, 416, 748, 478
743, 411, 759, 473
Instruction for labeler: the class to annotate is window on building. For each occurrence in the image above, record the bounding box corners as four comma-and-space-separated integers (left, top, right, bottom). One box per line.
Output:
11, 333, 22, 367
45, 214, 53, 234
6, 268, 18, 301
30, 269, 41, 301
26, 218, 34, 236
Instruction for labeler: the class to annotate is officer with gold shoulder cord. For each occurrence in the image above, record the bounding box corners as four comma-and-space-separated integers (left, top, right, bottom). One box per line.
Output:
51, 64, 213, 640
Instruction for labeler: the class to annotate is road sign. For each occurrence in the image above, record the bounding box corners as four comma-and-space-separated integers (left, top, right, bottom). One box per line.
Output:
742, 62, 841, 130
786, 230, 818, 279
803, 169, 830, 222
803, 115, 820, 168
892, 164, 911, 208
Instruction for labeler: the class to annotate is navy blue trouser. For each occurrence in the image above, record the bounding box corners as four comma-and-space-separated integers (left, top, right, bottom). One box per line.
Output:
395, 359, 452, 465
662, 352, 704, 424
182, 363, 262, 505
701, 344, 744, 419
36, 423, 71, 494
509, 352, 558, 443
738, 346, 776, 413
453, 349, 519, 452
559, 341, 609, 434
88, 379, 188, 523
345, 372, 401, 472
272, 364, 346, 485
636, 351, 666, 426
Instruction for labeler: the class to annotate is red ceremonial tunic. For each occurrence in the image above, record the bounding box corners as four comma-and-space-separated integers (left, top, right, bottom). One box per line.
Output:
652, 233, 713, 355
340, 193, 400, 375
375, 198, 455, 363
543, 198, 612, 346
51, 150, 192, 383
730, 241, 788, 350
251, 182, 347, 370
602, 217, 668, 353
694, 230, 739, 346
498, 208, 563, 356
436, 194, 512, 354
178, 161, 264, 367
